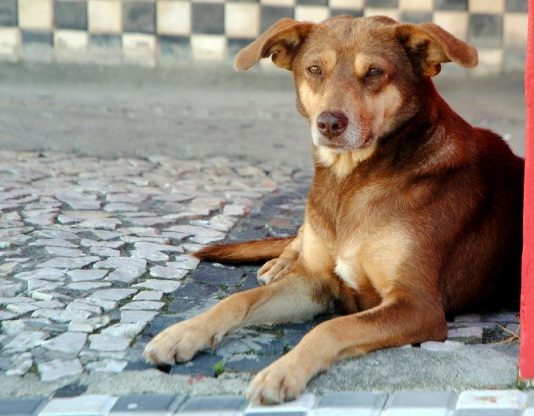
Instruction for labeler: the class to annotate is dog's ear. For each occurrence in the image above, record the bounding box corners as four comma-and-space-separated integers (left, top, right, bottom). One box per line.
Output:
396, 23, 478, 77
234, 18, 315, 71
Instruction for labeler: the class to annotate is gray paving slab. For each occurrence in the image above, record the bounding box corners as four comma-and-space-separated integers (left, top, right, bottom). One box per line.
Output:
245, 394, 316, 416
179, 396, 247, 415
312, 392, 387, 416
38, 359, 84, 382
453, 390, 526, 416
109, 394, 185, 415
38, 394, 117, 416
382, 391, 457, 416
0, 397, 45, 416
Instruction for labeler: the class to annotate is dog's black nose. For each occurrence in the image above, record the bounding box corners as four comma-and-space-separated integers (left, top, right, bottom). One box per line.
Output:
317, 111, 348, 139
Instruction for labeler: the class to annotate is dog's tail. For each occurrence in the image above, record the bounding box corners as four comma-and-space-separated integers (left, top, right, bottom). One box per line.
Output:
193, 237, 293, 264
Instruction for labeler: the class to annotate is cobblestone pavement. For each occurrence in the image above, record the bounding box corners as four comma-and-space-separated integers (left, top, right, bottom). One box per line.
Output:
0, 150, 297, 382
0, 150, 522, 398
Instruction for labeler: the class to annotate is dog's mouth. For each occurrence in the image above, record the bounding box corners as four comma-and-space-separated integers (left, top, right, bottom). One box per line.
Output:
325, 142, 347, 149
321, 132, 376, 152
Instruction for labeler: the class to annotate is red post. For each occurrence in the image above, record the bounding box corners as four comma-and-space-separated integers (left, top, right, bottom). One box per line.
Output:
520, 0, 534, 381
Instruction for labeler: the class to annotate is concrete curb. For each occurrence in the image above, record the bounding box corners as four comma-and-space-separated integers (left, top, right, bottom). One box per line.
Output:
2, 390, 534, 416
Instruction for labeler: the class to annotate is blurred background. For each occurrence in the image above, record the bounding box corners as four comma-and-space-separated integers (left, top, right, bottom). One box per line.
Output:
0, 0, 528, 169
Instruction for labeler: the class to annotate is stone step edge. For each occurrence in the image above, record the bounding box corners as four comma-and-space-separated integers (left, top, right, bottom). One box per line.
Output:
1, 390, 534, 416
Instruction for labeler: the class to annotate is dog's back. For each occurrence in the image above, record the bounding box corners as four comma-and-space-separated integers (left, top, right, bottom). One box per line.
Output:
437, 125, 523, 314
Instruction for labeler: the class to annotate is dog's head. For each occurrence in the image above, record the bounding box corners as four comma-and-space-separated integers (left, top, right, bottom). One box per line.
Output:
235, 16, 477, 161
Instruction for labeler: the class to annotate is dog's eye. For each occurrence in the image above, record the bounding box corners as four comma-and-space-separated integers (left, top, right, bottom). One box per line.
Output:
307, 65, 322, 75
366, 67, 384, 77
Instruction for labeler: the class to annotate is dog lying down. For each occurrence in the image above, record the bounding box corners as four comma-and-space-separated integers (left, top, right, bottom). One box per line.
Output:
144, 16, 524, 404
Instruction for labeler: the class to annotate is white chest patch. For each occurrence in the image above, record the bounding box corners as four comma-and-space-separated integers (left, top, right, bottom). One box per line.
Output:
334, 258, 359, 290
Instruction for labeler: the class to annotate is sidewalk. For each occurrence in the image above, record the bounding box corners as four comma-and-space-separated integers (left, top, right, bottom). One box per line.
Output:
0, 150, 522, 400
0, 63, 528, 409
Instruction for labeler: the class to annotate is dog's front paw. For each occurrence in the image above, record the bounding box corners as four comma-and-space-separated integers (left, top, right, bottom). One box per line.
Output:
246, 357, 307, 404
257, 258, 295, 284
143, 320, 211, 366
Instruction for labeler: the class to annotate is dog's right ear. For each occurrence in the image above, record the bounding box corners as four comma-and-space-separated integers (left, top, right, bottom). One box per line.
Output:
234, 18, 315, 71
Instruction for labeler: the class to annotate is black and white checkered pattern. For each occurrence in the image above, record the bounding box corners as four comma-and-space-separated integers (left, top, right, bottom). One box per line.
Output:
0, 0, 528, 71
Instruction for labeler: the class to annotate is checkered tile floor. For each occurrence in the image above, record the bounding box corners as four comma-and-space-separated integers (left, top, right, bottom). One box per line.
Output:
0, 0, 528, 71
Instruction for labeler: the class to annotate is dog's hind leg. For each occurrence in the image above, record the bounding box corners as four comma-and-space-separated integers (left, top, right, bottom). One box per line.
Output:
257, 226, 304, 284
143, 266, 334, 366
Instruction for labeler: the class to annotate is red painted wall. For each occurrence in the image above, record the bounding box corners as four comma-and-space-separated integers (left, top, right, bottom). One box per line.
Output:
520, 0, 534, 380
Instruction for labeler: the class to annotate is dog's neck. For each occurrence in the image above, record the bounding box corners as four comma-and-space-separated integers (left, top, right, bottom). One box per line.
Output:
313, 79, 472, 181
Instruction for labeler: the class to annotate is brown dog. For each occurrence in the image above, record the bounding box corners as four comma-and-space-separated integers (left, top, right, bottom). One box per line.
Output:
144, 16, 524, 404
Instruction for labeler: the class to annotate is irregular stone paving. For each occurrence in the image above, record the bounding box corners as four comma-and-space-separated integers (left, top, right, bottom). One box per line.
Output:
0, 150, 295, 382
0, 150, 520, 387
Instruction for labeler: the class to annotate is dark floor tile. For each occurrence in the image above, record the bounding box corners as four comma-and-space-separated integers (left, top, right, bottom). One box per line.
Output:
330, 9, 364, 17
506, 0, 528, 12
434, 0, 468, 10
261, 6, 294, 32
366, 0, 398, 7
54, 0, 88, 30
469, 14, 503, 48
123, 1, 155, 34
0, 0, 17, 26
21, 30, 53, 45
400, 11, 433, 23
192, 3, 225, 35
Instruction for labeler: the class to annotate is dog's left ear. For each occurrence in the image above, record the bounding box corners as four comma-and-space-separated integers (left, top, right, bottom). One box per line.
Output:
396, 23, 478, 77
234, 18, 315, 71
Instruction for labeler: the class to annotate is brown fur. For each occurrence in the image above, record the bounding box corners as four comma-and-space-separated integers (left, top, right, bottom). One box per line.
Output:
195, 237, 293, 264
145, 16, 524, 404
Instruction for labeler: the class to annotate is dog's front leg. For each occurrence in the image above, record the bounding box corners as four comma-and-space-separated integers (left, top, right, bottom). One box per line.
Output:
247, 293, 447, 404
143, 270, 333, 366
